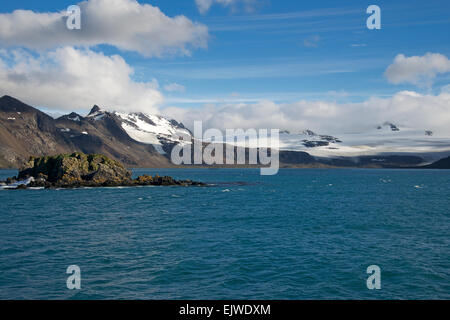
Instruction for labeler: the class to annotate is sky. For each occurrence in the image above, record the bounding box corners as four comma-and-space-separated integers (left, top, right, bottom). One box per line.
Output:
0, 0, 449, 134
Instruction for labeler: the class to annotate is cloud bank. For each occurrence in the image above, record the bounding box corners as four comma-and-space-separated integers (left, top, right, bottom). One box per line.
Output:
0, 0, 208, 57
162, 90, 450, 135
0, 47, 162, 114
385, 53, 450, 87
1, 46, 449, 138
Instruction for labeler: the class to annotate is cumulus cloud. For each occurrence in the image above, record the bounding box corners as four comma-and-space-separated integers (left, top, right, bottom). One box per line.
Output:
164, 83, 186, 93
0, 0, 208, 57
195, 0, 261, 14
0, 47, 163, 114
162, 90, 450, 135
385, 53, 450, 87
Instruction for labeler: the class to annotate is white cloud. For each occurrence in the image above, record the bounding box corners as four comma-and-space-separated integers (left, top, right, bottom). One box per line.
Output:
303, 35, 321, 48
0, 47, 163, 114
196, 0, 214, 13
0, 0, 208, 57
385, 53, 450, 87
195, 0, 260, 14
164, 83, 186, 93
162, 90, 450, 135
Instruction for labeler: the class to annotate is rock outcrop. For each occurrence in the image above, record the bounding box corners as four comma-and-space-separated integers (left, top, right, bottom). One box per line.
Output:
3, 153, 205, 189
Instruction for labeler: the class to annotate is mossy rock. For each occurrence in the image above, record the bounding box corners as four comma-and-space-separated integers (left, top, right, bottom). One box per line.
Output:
19, 152, 131, 184
15, 152, 205, 188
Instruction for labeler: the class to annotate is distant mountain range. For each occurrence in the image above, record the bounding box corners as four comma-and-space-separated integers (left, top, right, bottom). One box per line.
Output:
421, 156, 450, 169
0, 95, 449, 169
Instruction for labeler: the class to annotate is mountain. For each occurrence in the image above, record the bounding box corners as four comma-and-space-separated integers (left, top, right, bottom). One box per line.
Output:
0, 95, 72, 168
0, 96, 172, 168
0, 96, 324, 169
113, 111, 192, 154
1, 95, 448, 169
422, 156, 450, 169
277, 122, 450, 163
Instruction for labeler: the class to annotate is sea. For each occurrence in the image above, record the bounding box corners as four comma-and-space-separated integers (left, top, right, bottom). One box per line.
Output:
0, 168, 449, 300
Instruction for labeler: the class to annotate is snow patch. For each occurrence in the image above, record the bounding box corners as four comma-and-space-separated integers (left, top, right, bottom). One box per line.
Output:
68, 115, 80, 121
87, 109, 106, 121
93, 114, 105, 121
116, 112, 192, 154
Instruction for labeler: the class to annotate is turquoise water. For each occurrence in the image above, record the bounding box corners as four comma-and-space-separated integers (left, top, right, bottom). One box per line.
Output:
0, 168, 449, 300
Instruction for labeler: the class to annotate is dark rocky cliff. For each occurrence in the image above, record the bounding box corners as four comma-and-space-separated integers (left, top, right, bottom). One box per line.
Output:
8, 153, 205, 189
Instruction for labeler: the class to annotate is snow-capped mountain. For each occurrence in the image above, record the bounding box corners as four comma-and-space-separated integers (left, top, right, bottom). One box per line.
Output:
67, 104, 449, 161
114, 112, 192, 154
1, 95, 449, 169
81, 105, 192, 154
276, 123, 449, 160
43, 103, 450, 162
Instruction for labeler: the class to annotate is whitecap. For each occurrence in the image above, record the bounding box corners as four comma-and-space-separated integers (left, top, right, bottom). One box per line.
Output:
0, 177, 35, 190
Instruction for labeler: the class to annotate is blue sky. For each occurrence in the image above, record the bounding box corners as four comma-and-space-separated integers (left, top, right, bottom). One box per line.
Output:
2, 0, 449, 109
119, 0, 450, 105
151, 0, 450, 105
0, 0, 450, 137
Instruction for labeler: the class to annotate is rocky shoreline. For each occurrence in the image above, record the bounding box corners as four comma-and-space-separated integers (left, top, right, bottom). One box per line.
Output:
1, 153, 205, 190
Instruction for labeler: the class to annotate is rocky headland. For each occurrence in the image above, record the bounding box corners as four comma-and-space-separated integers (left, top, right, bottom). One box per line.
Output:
1, 153, 205, 189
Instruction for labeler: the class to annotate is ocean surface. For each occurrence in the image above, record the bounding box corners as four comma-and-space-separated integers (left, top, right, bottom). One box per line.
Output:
0, 168, 449, 300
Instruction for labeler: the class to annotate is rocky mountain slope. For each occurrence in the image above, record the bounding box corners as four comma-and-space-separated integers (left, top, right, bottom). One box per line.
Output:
0, 96, 172, 168
0, 95, 72, 168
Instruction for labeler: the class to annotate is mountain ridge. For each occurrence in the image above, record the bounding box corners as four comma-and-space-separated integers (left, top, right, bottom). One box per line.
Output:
0, 96, 172, 168
1, 95, 449, 169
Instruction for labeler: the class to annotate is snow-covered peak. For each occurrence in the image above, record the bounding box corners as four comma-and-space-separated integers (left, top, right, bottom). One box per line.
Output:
68, 114, 81, 122
114, 112, 192, 153
56, 112, 83, 122
76, 105, 192, 153
87, 105, 102, 115
86, 105, 107, 120
302, 129, 317, 136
